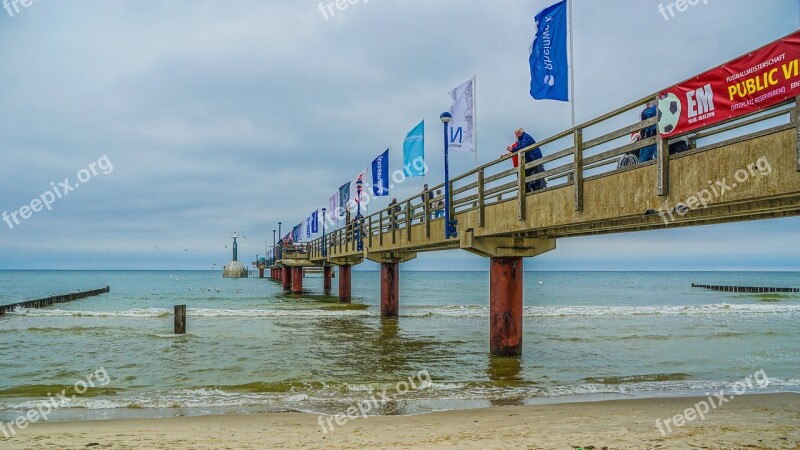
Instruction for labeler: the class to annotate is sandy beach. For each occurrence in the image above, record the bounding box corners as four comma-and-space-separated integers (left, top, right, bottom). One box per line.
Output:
2, 393, 798, 449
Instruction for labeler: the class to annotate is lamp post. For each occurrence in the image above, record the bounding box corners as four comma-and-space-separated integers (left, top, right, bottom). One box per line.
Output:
440, 112, 457, 239
322, 207, 327, 257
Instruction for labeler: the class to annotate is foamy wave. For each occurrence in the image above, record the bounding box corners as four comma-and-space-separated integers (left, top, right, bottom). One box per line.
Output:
10, 308, 371, 319
406, 303, 800, 318
1, 378, 797, 412
10, 308, 172, 318
188, 308, 372, 318
8, 303, 800, 320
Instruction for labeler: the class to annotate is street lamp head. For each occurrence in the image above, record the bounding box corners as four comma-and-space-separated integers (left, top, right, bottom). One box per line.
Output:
322, 208, 326, 214
440, 112, 452, 124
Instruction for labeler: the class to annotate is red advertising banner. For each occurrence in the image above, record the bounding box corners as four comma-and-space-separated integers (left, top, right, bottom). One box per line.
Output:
658, 30, 800, 137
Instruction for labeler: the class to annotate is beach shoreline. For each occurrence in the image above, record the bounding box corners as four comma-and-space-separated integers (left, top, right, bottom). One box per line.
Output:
3, 393, 798, 449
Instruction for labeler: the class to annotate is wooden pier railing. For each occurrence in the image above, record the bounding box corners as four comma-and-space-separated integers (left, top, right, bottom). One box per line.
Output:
0, 286, 111, 316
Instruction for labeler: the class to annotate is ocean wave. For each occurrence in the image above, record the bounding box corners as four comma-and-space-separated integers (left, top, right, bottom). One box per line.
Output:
9, 308, 372, 319
405, 303, 800, 318
7, 303, 800, 320
582, 373, 691, 384
2, 378, 797, 413
9, 308, 172, 318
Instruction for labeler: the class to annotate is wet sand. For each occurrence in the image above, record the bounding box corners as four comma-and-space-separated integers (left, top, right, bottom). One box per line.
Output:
3, 393, 799, 449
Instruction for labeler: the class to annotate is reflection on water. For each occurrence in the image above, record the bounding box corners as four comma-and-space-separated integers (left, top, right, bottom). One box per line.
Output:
488, 356, 525, 407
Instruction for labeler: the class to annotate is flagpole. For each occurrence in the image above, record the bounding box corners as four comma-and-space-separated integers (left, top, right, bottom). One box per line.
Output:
568, 0, 576, 128
473, 75, 478, 166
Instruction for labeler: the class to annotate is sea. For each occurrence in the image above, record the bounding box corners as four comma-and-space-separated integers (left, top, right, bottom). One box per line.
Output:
0, 270, 798, 423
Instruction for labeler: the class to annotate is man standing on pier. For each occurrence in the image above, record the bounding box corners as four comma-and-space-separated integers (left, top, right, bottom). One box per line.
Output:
508, 128, 546, 192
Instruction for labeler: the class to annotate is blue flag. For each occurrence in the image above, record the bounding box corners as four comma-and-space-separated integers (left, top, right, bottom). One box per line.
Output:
311, 210, 319, 234
292, 224, 301, 242
372, 148, 390, 196
529, 0, 569, 101
403, 120, 425, 177
306, 217, 311, 238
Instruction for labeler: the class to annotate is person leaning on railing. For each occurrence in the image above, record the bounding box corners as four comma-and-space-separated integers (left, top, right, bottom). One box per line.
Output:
420, 184, 434, 221
388, 198, 401, 229
433, 189, 445, 218
639, 99, 691, 163
638, 100, 658, 162
507, 128, 546, 193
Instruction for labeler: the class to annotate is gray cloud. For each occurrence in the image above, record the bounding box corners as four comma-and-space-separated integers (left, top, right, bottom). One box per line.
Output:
0, 0, 798, 269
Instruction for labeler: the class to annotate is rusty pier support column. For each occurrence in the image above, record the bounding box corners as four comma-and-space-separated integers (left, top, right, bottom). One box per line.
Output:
324, 266, 333, 292
489, 257, 523, 356
282, 267, 291, 291
338, 265, 352, 303
380, 263, 399, 318
259, 267, 264, 278
291, 267, 303, 294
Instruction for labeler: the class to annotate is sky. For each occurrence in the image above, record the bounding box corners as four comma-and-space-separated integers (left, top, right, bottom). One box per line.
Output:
0, 0, 798, 271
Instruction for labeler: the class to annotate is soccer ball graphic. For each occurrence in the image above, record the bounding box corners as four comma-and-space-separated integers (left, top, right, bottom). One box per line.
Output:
658, 93, 681, 135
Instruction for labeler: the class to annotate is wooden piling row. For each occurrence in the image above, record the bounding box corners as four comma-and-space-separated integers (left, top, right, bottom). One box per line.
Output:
0, 286, 110, 316
692, 283, 799, 293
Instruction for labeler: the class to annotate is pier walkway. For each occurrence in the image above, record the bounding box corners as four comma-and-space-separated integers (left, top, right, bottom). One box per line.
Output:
269, 92, 800, 356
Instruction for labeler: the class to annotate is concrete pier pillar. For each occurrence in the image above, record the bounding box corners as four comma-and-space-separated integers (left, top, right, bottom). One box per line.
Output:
291, 267, 303, 294
380, 263, 399, 318
489, 257, 523, 356
282, 267, 291, 291
324, 266, 333, 292
338, 265, 352, 303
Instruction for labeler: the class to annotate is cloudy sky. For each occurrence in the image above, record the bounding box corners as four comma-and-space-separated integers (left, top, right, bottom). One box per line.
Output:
1, 0, 798, 271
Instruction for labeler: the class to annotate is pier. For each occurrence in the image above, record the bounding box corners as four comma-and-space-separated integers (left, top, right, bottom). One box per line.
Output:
0, 286, 111, 316
268, 92, 800, 356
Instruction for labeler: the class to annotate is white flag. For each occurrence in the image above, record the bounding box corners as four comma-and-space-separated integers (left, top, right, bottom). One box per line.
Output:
448, 78, 475, 153
328, 193, 339, 226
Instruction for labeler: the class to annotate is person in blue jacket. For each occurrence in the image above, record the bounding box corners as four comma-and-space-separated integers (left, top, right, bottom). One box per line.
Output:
508, 128, 546, 193
638, 100, 658, 162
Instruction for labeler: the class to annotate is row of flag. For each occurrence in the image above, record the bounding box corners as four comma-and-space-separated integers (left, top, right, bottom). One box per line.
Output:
284, 0, 571, 244
284, 77, 477, 243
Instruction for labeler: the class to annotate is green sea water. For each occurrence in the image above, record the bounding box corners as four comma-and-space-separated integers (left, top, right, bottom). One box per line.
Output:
0, 270, 797, 423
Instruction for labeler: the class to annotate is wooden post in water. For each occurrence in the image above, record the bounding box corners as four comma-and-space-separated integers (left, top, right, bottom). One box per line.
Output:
174, 305, 187, 334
